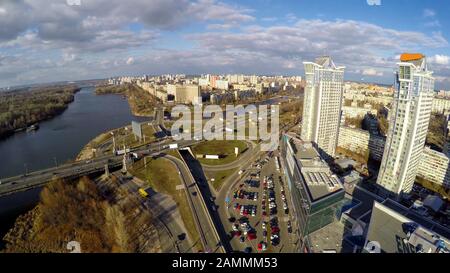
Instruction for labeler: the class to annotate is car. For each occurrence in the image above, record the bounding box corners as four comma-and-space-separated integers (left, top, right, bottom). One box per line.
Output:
211, 205, 217, 211
262, 211, 267, 216
287, 221, 292, 233
228, 217, 236, 223
262, 222, 266, 229
244, 247, 252, 253
192, 191, 197, 196
283, 202, 288, 210
253, 193, 258, 201
247, 232, 257, 241
258, 242, 267, 251
270, 234, 279, 240
239, 236, 246, 243
262, 230, 267, 237
232, 223, 239, 231
271, 226, 280, 233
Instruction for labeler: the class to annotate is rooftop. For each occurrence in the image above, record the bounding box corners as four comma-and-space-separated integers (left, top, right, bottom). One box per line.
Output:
286, 135, 343, 202
365, 201, 450, 253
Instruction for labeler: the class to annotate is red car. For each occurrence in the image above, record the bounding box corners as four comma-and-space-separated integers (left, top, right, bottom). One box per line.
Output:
271, 226, 280, 233
247, 232, 257, 241
234, 231, 242, 237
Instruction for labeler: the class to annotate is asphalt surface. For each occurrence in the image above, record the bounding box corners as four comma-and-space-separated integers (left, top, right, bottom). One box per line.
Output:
165, 154, 225, 253
219, 151, 297, 253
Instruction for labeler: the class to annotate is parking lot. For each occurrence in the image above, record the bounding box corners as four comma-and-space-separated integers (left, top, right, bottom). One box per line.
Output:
225, 151, 297, 253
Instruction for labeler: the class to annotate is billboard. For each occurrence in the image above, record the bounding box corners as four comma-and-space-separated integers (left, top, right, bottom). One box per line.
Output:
131, 121, 143, 139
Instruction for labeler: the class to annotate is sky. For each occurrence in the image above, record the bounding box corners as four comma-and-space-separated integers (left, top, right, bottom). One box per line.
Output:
0, 0, 450, 89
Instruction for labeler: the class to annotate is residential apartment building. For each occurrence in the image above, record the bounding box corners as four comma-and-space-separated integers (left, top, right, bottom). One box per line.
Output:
432, 98, 450, 113
376, 53, 435, 197
337, 126, 385, 161
301, 56, 345, 158
417, 146, 450, 189
167, 84, 201, 104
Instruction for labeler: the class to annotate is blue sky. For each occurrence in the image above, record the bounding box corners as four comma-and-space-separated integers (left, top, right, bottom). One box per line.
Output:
0, 0, 450, 89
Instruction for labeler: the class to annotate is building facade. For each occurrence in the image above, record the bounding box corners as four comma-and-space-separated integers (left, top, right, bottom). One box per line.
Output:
376, 54, 435, 197
418, 146, 450, 189
301, 56, 345, 158
337, 126, 385, 161
432, 98, 450, 113
280, 134, 345, 252
167, 84, 201, 104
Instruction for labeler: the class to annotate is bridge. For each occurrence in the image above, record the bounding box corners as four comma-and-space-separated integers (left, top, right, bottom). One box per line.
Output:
0, 139, 201, 197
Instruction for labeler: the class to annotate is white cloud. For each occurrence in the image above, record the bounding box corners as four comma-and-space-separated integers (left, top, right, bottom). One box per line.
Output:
126, 57, 135, 65
361, 68, 383, 77
429, 54, 450, 65
423, 9, 436, 18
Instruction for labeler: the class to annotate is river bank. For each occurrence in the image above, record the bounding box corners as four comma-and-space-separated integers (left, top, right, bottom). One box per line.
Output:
0, 85, 81, 139
95, 84, 157, 117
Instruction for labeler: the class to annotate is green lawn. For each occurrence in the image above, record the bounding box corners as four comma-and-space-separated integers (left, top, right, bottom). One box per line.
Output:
192, 140, 248, 166
206, 168, 239, 191
129, 157, 200, 250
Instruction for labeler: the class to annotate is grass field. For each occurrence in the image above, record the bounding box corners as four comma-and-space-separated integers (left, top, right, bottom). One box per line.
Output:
205, 168, 239, 191
129, 157, 200, 249
192, 140, 248, 166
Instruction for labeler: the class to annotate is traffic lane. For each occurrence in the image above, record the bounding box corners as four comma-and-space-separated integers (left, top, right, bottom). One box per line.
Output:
178, 153, 232, 252
170, 155, 226, 253
169, 156, 221, 252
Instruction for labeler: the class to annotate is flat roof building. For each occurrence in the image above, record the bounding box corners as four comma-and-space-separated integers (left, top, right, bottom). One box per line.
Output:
280, 133, 345, 252
364, 200, 449, 253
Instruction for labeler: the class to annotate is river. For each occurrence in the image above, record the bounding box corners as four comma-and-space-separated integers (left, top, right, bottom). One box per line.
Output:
0, 86, 148, 248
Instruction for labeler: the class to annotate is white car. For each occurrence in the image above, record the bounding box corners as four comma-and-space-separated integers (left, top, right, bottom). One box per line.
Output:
262, 222, 266, 230
283, 202, 288, 210
270, 234, 279, 240
232, 224, 239, 231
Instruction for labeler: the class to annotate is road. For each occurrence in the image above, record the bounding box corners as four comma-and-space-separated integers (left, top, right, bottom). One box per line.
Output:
0, 139, 201, 197
165, 154, 225, 253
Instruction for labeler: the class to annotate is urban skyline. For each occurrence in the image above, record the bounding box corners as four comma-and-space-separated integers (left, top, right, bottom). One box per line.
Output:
1, 0, 450, 89
1, 0, 450, 257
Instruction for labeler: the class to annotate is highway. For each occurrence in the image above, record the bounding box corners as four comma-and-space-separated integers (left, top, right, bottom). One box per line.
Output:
165, 154, 225, 253
0, 139, 200, 197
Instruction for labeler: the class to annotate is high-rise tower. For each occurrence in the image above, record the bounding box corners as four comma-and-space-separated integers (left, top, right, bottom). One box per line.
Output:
376, 53, 434, 197
301, 56, 345, 158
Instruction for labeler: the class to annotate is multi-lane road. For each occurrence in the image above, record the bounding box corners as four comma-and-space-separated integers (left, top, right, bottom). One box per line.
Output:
0, 139, 200, 197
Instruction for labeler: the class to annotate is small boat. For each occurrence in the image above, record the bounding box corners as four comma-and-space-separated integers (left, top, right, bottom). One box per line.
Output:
26, 123, 40, 132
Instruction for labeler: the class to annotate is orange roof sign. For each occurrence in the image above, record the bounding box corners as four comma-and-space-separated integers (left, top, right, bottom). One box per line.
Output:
400, 53, 424, 62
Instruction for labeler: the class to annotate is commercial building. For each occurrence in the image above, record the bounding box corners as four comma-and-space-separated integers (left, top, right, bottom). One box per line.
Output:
301, 56, 345, 158
166, 84, 201, 104
364, 200, 449, 253
280, 134, 345, 252
376, 53, 435, 197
